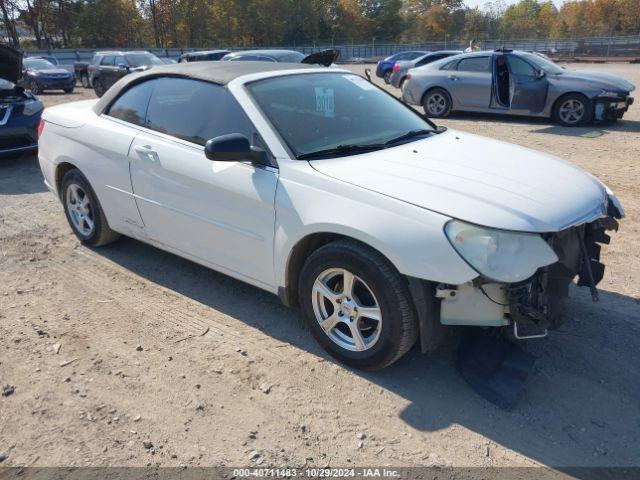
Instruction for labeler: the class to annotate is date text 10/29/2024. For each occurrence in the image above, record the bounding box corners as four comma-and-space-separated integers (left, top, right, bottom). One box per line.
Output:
233, 468, 401, 478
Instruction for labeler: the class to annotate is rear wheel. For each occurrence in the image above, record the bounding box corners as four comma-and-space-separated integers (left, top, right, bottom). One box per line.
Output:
383, 70, 392, 84
298, 239, 418, 371
61, 169, 120, 247
553, 93, 593, 127
422, 88, 452, 118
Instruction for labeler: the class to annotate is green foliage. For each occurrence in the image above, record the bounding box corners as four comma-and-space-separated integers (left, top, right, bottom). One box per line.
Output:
2, 0, 639, 49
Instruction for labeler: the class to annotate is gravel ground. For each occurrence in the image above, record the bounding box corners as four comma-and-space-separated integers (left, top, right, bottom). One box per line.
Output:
0, 63, 639, 470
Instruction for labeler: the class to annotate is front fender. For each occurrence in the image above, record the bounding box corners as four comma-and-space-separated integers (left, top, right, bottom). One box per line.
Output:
274, 161, 478, 290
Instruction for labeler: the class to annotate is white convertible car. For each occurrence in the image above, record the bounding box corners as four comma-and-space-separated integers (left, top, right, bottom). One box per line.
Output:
38, 62, 624, 370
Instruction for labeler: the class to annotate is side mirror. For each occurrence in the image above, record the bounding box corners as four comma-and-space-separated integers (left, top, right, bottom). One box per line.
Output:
118, 64, 129, 71
205, 134, 270, 166
535, 69, 545, 79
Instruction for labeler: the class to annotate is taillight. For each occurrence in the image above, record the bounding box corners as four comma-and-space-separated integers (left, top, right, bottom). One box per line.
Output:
37, 119, 45, 138
405, 74, 412, 81
393, 64, 400, 71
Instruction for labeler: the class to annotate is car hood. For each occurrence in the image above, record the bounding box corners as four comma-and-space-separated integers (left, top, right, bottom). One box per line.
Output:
309, 129, 608, 233
30, 68, 71, 75
555, 69, 635, 93
0, 44, 22, 84
302, 49, 340, 67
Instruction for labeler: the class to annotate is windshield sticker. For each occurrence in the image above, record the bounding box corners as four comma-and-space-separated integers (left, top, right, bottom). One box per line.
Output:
315, 87, 335, 118
343, 75, 378, 91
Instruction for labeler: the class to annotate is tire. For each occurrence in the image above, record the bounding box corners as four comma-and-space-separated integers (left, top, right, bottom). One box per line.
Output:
64, 87, 74, 94
383, 70, 392, 84
61, 169, 120, 247
553, 93, 593, 127
29, 79, 41, 95
422, 87, 452, 118
93, 78, 106, 97
298, 239, 418, 371
81, 73, 90, 89
398, 77, 407, 91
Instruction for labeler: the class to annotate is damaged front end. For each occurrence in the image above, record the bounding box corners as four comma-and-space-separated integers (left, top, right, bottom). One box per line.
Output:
437, 196, 624, 339
594, 92, 634, 122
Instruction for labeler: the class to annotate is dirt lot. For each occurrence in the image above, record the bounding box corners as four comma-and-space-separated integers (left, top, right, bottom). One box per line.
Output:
1, 63, 639, 470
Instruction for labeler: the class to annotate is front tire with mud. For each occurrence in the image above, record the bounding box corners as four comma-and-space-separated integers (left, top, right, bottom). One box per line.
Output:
298, 239, 418, 371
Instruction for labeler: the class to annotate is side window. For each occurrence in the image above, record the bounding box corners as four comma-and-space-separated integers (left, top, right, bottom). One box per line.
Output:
417, 55, 444, 66
506, 55, 536, 76
101, 56, 115, 66
440, 60, 458, 71
106, 80, 156, 126
114, 56, 127, 67
457, 56, 491, 72
145, 78, 256, 146
92, 55, 103, 66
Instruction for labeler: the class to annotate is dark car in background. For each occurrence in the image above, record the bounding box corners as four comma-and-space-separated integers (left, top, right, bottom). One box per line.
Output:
178, 50, 231, 62
89, 51, 164, 97
389, 50, 463, 89
222, 49, 339, 66
0, 45, 44, 158
375, 51, 428, 83
22, 57, 75, 94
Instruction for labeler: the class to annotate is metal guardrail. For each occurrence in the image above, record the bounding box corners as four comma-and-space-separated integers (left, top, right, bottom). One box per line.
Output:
21, 35, 640, 66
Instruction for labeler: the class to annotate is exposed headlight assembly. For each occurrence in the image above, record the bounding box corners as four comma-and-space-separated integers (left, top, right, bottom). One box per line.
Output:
598, 90, 623, 98
445, 220, 559, 283
23, 99, 44, 116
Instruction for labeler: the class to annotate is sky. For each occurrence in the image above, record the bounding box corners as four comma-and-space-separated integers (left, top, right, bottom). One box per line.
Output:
464, 0, 565, 8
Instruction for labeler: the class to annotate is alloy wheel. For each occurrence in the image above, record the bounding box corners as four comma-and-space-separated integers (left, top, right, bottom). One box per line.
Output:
66, 183, 94, 236
426, 93, 447, 116
559, 99, 585, 125
311, 268, 382, 352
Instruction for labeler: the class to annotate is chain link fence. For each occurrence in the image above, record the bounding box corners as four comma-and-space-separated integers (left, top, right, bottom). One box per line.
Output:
20, 35, 640, 67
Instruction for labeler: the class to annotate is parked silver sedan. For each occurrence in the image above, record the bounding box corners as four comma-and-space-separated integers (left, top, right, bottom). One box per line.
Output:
390, 50, 462, 89
403, 49, 635, 126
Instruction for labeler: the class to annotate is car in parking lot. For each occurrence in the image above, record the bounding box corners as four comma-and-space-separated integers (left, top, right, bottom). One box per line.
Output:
21, 57, 75, 94
179, 50, 231, 62
37, 61, 624, 370
375, 51, 428, 83
0, 45, 44, 157
403, 49, 635, 126
89, 51, 164, 97
222, 49, 339, 66
389, 50, 462, 89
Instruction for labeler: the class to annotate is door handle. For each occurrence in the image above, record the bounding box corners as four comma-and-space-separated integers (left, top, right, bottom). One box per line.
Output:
134, 145, 158, 160
447, 75, 458, 80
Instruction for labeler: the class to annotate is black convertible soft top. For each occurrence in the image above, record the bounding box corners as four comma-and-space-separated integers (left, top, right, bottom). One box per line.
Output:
93, 61, 323, 114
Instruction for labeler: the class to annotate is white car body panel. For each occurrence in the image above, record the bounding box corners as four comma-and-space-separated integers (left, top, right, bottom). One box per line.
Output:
37, 67, 620, 330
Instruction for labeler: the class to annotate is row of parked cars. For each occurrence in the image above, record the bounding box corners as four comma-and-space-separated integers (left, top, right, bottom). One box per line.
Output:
376, 49, 635, 126
70, 48, 339, 97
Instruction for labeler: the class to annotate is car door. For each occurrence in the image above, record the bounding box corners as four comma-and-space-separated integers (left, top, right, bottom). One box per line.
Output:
447, 56, 492, 108
505, 54, 549, 114
113, 55, 129, 83
99, 55, 117, 87
128, 77, 278, 288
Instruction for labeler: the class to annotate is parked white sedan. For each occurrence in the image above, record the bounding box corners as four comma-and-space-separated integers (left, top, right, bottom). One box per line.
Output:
38, 62, 624, 370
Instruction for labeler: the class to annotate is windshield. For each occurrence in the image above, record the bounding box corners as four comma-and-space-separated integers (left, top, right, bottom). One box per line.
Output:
247, 73, 435, 158
24, 58, 56, 70
127, 53, 164, 68
278, 52, 306, 62
522, 52, 564, 74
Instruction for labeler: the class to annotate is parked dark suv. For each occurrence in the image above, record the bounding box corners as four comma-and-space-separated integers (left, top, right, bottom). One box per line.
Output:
89, 51, 163, 97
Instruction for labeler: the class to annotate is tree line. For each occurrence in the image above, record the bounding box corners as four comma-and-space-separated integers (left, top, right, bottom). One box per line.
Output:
1, 0, 640, 50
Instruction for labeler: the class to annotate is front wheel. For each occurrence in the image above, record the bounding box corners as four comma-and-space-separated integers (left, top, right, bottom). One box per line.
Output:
422, 88, 452, 118
29, 79, 41, 95
64, 88, 74, 94
93, 78, 106, 97
298, 239, 418, 371
553, 93, 593, 127
61, 169, 120, 247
